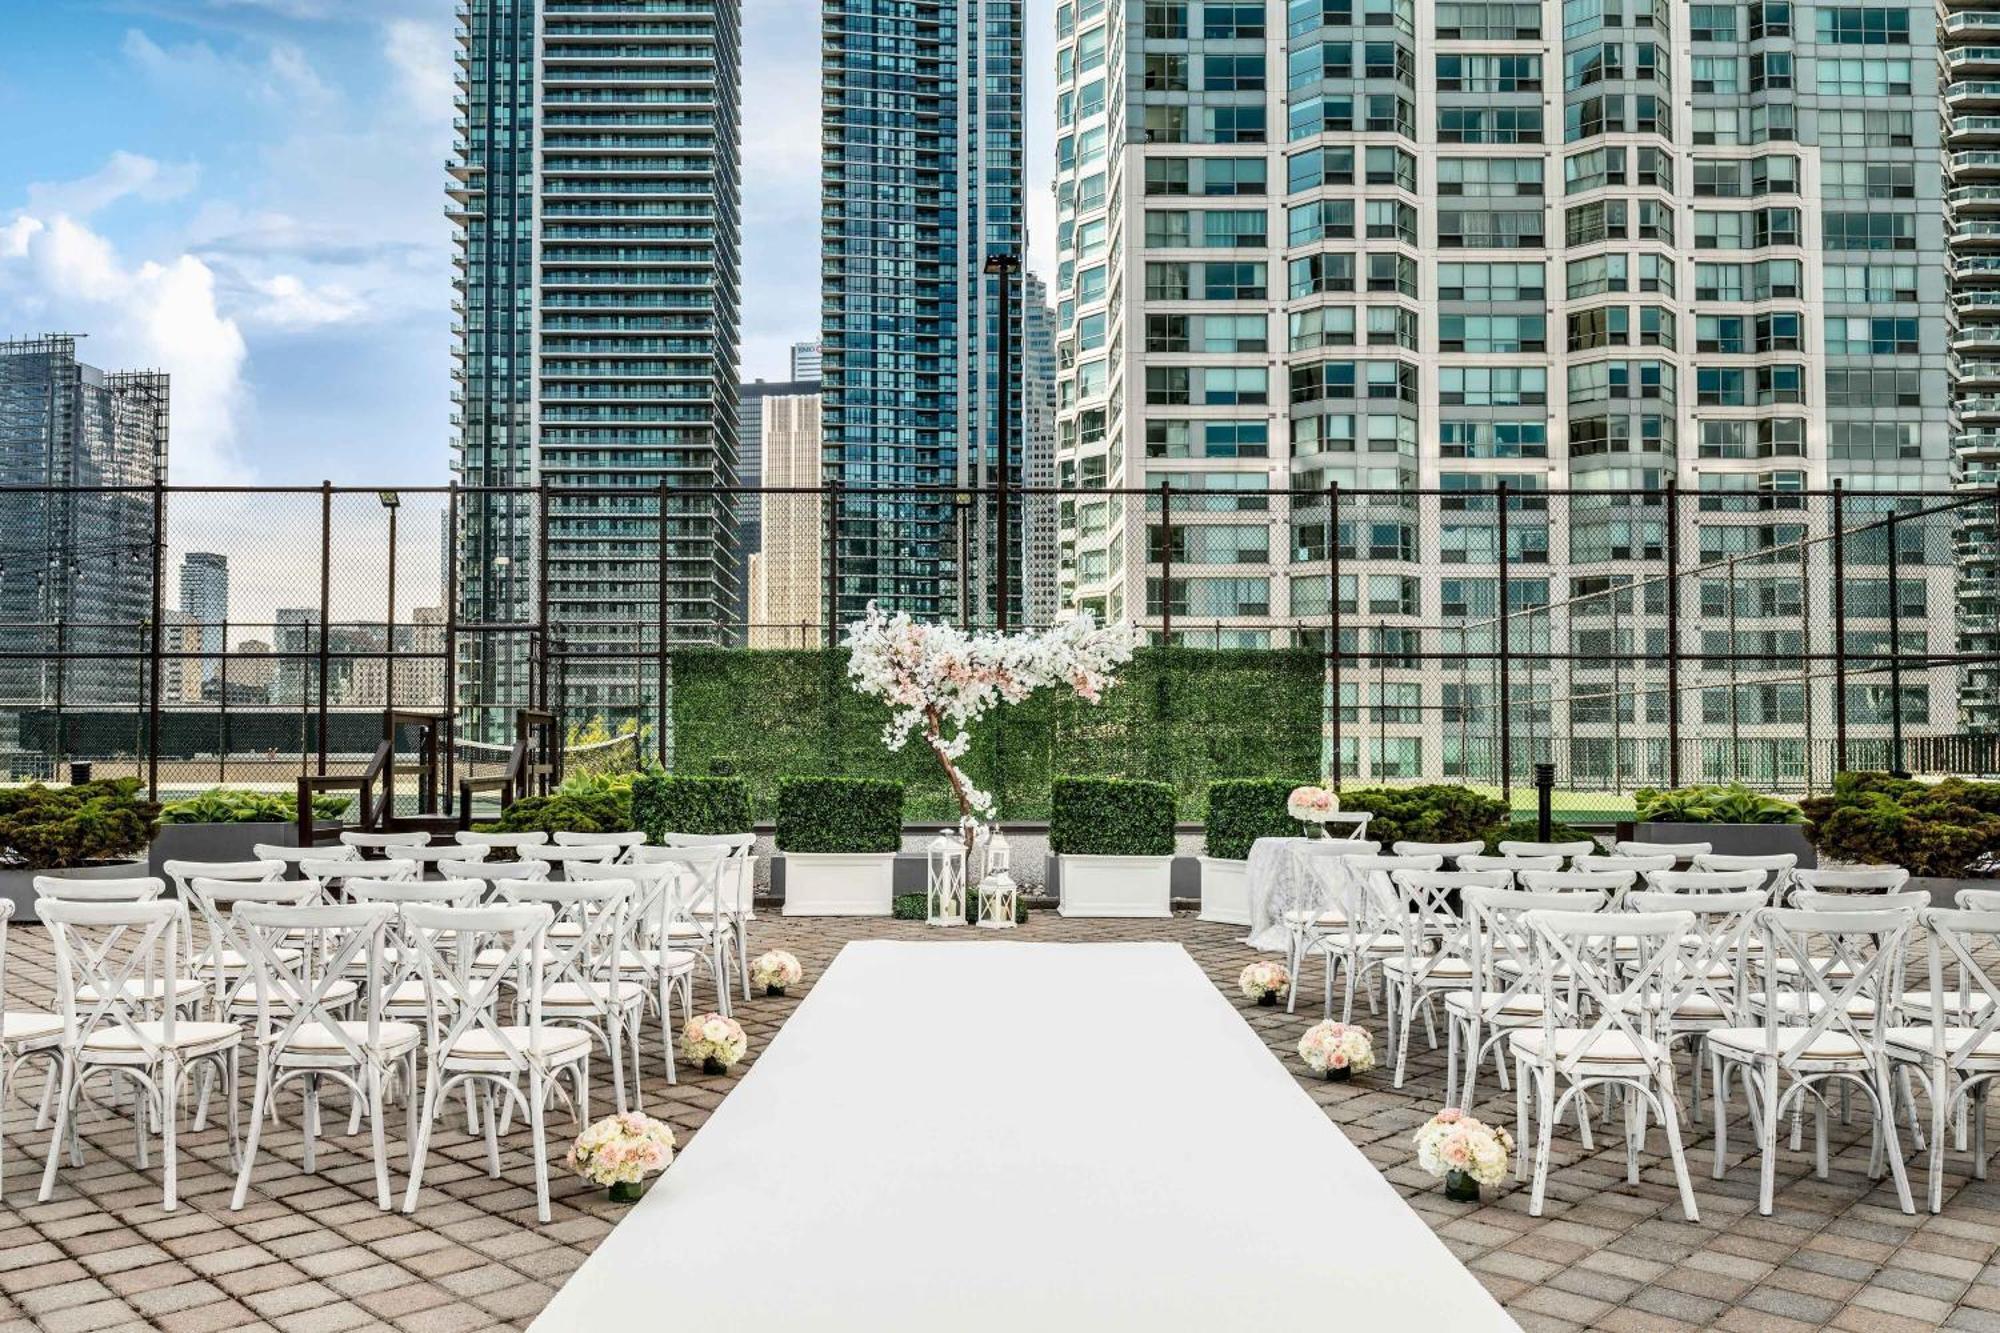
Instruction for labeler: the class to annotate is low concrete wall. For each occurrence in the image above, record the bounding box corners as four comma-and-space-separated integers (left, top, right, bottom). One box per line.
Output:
758, 826, 1210, 905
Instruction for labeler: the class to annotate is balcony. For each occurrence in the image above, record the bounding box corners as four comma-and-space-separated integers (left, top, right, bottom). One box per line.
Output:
1952, 149, 2000, 177
1948, 80, 2000, 107
1951, 115, 2000, 143
1946, 45, 2000, 72
1957, 219, 2000, 247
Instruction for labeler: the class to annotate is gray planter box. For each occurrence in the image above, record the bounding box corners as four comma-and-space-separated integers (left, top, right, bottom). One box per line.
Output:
1910, 876, 2000, 908
1633, 821, 1817, 868
148, 821, 297, 883
0, 859, 151, 924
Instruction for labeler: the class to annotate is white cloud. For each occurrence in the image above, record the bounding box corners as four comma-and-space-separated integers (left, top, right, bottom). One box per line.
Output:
0, 213, 250, 483
382, 19, 456, 126
25, 151, 200, 220
122, 28, 334, 109
247, 272, 363, 328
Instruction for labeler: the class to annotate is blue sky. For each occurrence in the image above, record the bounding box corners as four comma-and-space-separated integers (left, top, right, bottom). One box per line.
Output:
0, 1, 1051, 489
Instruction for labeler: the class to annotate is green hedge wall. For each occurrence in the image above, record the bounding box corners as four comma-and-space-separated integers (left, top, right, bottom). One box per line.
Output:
1204, 778, 1308, 860
668, 646, 1324, 821
1049, 777, 1177, 857
630, 774, 753, 838
775, 776, 904, 853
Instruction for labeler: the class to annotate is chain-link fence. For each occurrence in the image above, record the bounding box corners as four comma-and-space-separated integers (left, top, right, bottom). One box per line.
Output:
0, 482, 1995, 822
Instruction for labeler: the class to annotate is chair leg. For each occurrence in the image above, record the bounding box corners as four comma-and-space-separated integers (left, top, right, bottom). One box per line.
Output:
627, 1008, 646, 1113
368, 1063, 391, 1212
1757, 1063, 1780, 1216
230, 1059, 273, 1211
1655, 1079, 1700, 1223
737, 921, 751, 1004
401, 1069, 441, 1214
1284, 931, 1301, 1014
1513, 1057, 1529, 1183
529, 1068, 552, 1225
1529, 1073, 1556, 1217
659, 976, 678, 1088
161, 1059, 180, 1212
1461, 1021, 1482, 1112
1873, 1064, 1916, 1215
481, 1084, 502, 1179
605, 1013, 629, 1116
1444, 1019, 1459, 1110
38, 1057, 74, 1203
1392, 983, 1415, 1090
1930, 1065, 1950, 1214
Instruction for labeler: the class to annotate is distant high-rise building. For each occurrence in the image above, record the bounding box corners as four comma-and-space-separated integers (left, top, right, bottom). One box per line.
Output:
1022, 273, 1059, 629
451, 0, 743, 736
178, 552, 228, 686
748, 393, 824, 646
737, 378, 821, 640
0, 335, 167, 722
822, 0, 1025, 625
789, 341, 823, 382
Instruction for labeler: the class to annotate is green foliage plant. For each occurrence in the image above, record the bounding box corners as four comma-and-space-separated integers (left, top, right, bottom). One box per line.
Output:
1802, 772, 2000, 878
631, 774, 753, 838
0, 779, 160, 870
1634, 782, 1803, 825
159, 788, 351, 825
1203, 778, 1308, 860
1049, 777, 1177, 857
774, 777, 903, 854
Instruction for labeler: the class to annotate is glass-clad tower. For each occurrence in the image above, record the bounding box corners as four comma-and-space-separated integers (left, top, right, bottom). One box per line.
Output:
822, 0, 1025, 626
452, 0, 742, 737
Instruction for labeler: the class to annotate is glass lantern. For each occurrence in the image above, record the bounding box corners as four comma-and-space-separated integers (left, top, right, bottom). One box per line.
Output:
926, 830, 968, 926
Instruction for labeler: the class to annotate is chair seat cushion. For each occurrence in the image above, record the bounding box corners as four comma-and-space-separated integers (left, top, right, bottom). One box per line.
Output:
279, 1020, 422, 1056
83, 1021, 241, 1055
614, 948, 700, 975
1, 1011, 63, 1045
1381, 957, 1472, 980
230, 979, 361, 1012
542, 980, 648, 1008
443, 1025, 591, 1063
1443, 990, 1545, 1019
1898, 991, 1995, 1017
1508, 1029, 1666, 1063
77, 978, 207, 1005
1884, 1026, 2000, 1062
1743, 991, 1877, 1018
1282, 908, 1348, 928
1708, 1026, 1866, 1060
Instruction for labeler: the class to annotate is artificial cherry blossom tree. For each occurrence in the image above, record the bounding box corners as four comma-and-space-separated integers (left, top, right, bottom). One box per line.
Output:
842, 602, 1141, 856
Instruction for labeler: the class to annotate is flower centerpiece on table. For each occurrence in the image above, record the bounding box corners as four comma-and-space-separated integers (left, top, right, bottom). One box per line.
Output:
1286, 784, 1339, 836
1298, 1020, 1374, 1082
567, 1112, 676, 1203
1239, 960, 1291, 1007
751, 949, 803, 997
681, 1013, 749, 1075
843, 603, 1140, 864
1414, 1108, 1513, 1202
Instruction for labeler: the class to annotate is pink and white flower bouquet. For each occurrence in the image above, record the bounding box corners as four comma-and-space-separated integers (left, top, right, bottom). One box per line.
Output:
751, 949, 803, 996
567, 1111, 675, 1202
681, 1013, 749, 1073
1239, 960, 1291, 1006
1286, 785, 1339, 826
1298, 1020, 1374, 1081
1413, 1108, 1513, 1199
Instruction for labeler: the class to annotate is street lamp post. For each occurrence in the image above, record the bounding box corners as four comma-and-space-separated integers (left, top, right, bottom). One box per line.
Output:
983, 251, 1020, 632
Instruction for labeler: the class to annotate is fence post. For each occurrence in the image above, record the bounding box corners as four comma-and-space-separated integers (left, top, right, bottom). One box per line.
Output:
443, 482, 459, 798
317, 480, 332, 777
1497, 479, 1511, 804
1887, 502, 1907, 777
1159, 480, 1173, 641
536, 482, 552, 712
1664, 479, 1681, 789
668, 478, 684, 768
147, 479, 165, 799
1832, 479, 1848, 773
826, 479, 842, 648
1328, 480, 1342, 790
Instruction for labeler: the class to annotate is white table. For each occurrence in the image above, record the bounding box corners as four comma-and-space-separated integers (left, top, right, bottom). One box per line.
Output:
533, 941, 1516, 1332
1243, 833, 1372, 952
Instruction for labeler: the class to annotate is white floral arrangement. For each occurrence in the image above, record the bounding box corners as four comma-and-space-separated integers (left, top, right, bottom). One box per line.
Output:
1239, 960, 1291, 1001
1413, 1108, 1513, 1187
751, 949, 804, 993
1298, 1021, 1374, 1075
566, 1112, 675, 1188
1287, 785, 1339, 822
680, 1012, 749, 1069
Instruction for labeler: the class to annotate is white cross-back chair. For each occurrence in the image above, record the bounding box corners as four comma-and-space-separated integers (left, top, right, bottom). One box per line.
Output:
1451, 886, 1607, 1111
1384, 869, 1510, 1088
1618, 840, 1711, 861
656, 832, 759, 997
1643, 868, 1768, 896
1960, 889, 2000, 912
555, 829, 648, 857
1708, 904, 1917, 1215
400, 902, 590, 1223
343, 879, 486, 1027
251, 844, 361, 869
1458, 853, 1561, 877
340, 831, 431, 854
297, 857, 415, 901
1498, 839, 1596, 863
183, 878, 325, 1018
229, 901, 416, 1211
446, 858, 550, 890
0, 902, 62, 1198
396, 843, 491, 869
32, 875, 165, 903
1692, 852, 1798, 902
528, 844, 623, 880
1514, 907, 1702, 1219
1625, 887, 1768, 1111
453, 830, 549, 851
1792, 867, 1911, 897
1887, 907, 2000, 1210
497, 880, 646, 1113
1390, 840, 1484, 867
37, 899, 242, 1210
569, 863, 698, 1084
162, 857, 284, 898
1277, 840, 1380, 1011
1518, 868, 1638, 908
641, 844, 739, 1015
1575, 852, 1676, 877
1291, 853, 1439, 1017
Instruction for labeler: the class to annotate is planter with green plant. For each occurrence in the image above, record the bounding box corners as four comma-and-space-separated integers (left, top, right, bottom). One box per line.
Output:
1632, 782, 1813, 865
630, 773, 753, 838
774, 777, 904, 916
1050, 776, 1177, 918
1, 779, 161, 920
148, 788, 352, 880
472, 769, 657, 836
1802, 773, 2000, 894
1198, 779, 1304, 925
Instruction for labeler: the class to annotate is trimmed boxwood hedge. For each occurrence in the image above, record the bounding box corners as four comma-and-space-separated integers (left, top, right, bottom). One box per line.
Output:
775, 776, 903, 854
631, 773, 752, 838
1203, 778, 1308, 860
1049, 777, 1176, 857
1802, 772, 2000, 878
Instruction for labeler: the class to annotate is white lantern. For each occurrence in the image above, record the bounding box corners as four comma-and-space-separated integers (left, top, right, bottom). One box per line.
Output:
926, 830, 968, 926
984, 826, 1012, 878
977, 869, 1019, 929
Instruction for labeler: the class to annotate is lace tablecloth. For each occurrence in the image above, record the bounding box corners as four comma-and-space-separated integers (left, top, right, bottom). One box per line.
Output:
1244, 837, 1365, 952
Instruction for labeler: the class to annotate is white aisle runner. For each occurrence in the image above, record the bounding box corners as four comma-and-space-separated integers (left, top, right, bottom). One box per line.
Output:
532, 941, 1517, 1331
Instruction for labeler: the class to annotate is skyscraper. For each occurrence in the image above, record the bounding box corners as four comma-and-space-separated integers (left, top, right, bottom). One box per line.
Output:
0, 335, 167, 718
737, 374, 820, 638
788, 340, 823, 382
178, 552, 228, 687
1053, 0, 1954, 781
822, 0, 1025, 625
1022, 273, 1059, 629
451, 0, 743, 736
747, 391, 824, 646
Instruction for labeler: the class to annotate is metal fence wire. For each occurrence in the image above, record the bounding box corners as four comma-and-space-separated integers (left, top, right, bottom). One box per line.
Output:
0, 481, 1995, 816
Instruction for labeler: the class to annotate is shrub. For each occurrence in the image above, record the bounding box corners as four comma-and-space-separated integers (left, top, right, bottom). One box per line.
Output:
1484, 818, 1601, 855
775, 777, 903, 854
631, 774, 753, 838
1204, 778, 1307, 860
1335, 784, 1509, 848
1050, 777, 1176, 857
1804, 772, 2000, 878
1635, 782, 1802, 825
892, 892, 1028, 925
159, 788, 351, 825
0, 779, 159, 870
475, 769, 648, 835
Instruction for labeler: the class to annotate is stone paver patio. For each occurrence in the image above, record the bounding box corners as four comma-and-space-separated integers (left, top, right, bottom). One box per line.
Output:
1, 913, 1998, 1332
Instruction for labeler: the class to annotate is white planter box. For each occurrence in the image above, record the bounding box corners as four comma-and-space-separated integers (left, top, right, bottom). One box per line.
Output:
1056, 854, 1174, 919
1196, 857, 1251, 926
780, 851, 894, 917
